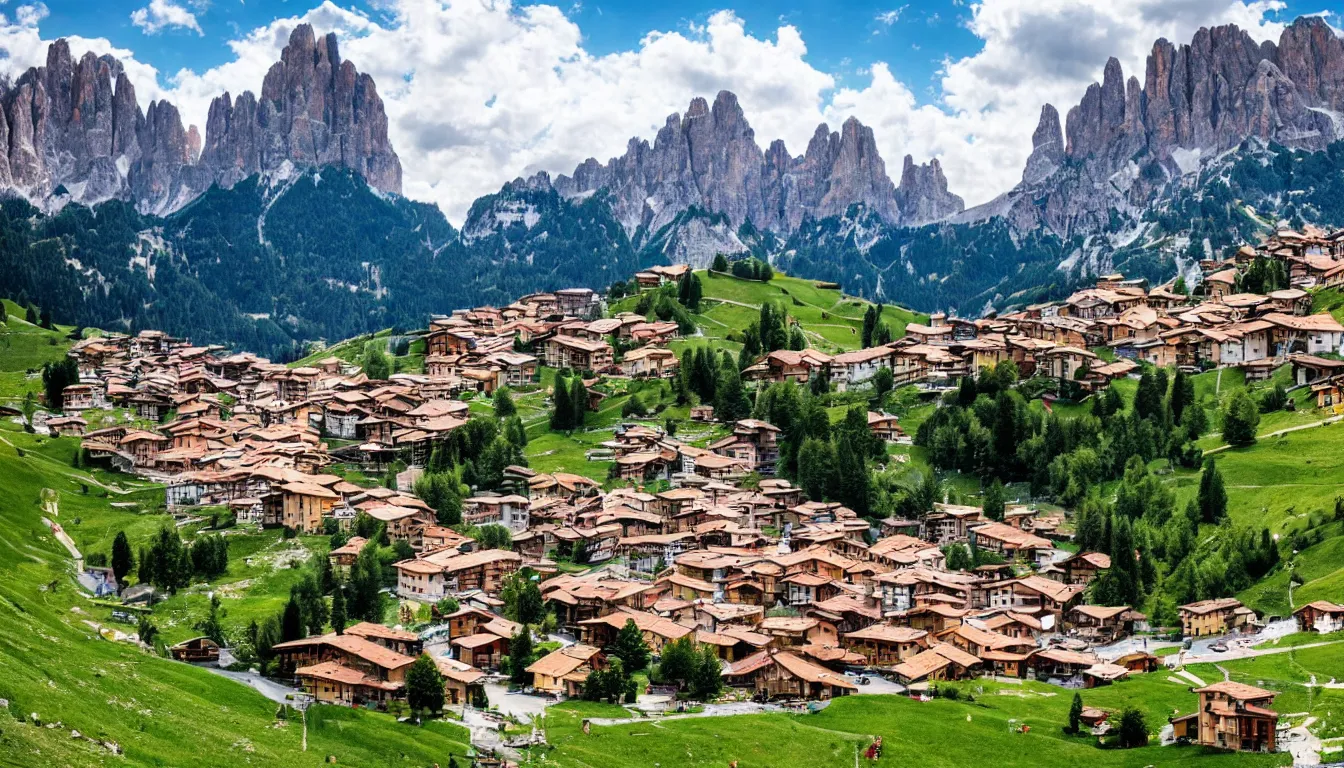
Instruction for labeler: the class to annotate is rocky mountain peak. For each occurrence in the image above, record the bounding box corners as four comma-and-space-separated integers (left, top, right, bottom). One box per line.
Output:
895, 154, 964, 226
1022, 104, 1064, 185
968, 14, 1344, 238
0, 23, 400, 214
548, 91, 960, 251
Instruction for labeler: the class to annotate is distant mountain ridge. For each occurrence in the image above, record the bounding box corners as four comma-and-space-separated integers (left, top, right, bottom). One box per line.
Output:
964, 15, 1344, 237
529, 90, 963, 259
0, 24, 400, 215
7, 16, 1344, 355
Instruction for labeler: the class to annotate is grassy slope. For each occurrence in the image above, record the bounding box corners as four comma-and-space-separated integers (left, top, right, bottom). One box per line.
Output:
0, 299, 75, 405
0, 315, 472, 767
0, 424, 472, 768
692, 270, 925, 354
536, 678, 1285, 768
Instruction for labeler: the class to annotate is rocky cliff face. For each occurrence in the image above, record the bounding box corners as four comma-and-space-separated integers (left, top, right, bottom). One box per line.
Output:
201, 25, 401, 197
548, 90, 963, 240
0, 24, 400, 214
894, 154, 964, 226
970, 15, 1344, 236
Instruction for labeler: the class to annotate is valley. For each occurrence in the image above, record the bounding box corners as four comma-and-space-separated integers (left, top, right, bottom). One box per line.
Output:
5, 8, 1344, 768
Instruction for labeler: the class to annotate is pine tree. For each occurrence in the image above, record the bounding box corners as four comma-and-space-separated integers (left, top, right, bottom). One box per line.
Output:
111, 531, 134, 586
570, 376, 588, 429
608, 619, 651, 671
835, 439, 869, 515
493, 387, 517, 418
1222, 390, 1260, 446
798, 438, 836, 501
508, 627, 535, 685
713, 360, 750, 422
983, 479, 1005, 521
550, 377, 572, 430
1067, 692, 1084, 733
281, 594, 304, 642
330, 584, 347, 635
711, 253, 729, 272
1197, 458, 1228, 524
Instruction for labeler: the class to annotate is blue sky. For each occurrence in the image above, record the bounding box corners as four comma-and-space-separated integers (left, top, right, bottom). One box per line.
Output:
6, 0, 1333, 220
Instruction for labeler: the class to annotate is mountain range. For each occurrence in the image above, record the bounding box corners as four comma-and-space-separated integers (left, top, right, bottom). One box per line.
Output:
0, 24, 400, 215
3, 17, 1344, 354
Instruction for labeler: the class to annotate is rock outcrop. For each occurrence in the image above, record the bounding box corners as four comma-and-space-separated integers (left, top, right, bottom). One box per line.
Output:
549, 90, 962, 240
972, 15, 1344, 236
201, 25, 401, 196
0, 24, 400, 214
894, 155, 964, 226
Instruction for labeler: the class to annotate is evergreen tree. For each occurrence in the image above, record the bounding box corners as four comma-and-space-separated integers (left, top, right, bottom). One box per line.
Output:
505, 415, 528, 448
1067, 692, 1084, 734
835, 439, 870, 515
983, 479, 1006, 522
1222, 390, 1260, 446
1170, 369, 1194, 424
406, 654, 446, 718
493, 387, 517, 418
1116, 706, 1149, 748
1197, 458, 1228, 525
508, 627, 535, 685
361, 343, 392, 380
348, 544, 384, 622
677, 271, 703, 310
656, 637, 697, 687
797, 438, 837, 501
256, 615, 282, 667
570, 376, 588, 428
861, 305, 877, 349
281, 594, 304, 642
714, 359, 751, 422
609, 619, 651, 671
550, 377, 572, 430
1134, 371, 1163, 421
872, 367, 893, 407
688, 645, 724, 701
41, 357, 79, 412
330, 583, 348, 635
711, 253, 729, 272
111, 531, 134, 586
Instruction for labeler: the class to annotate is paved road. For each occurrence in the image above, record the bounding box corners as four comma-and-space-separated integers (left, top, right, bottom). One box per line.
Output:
206, 667, 302, 705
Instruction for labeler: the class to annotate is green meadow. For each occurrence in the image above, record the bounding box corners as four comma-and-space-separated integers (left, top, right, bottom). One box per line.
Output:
532, 677, 1288, 768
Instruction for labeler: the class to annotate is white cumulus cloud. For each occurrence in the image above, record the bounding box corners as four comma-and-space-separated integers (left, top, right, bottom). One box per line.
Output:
131, 0, 204, 36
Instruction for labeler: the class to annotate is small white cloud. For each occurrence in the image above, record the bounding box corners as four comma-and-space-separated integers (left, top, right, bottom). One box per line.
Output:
16, 3, 49, 27
131, 0, 203, 36
875, 6, 908, 26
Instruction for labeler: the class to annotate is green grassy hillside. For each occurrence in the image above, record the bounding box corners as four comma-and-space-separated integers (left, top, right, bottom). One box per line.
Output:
534, 681, 1285, 768
0, 311, 472, 767
617, 270, 926, 356
0, 299, 77, 405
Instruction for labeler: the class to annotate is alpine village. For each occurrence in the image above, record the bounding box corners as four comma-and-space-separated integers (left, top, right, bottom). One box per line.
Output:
8, 13, 1344, 768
